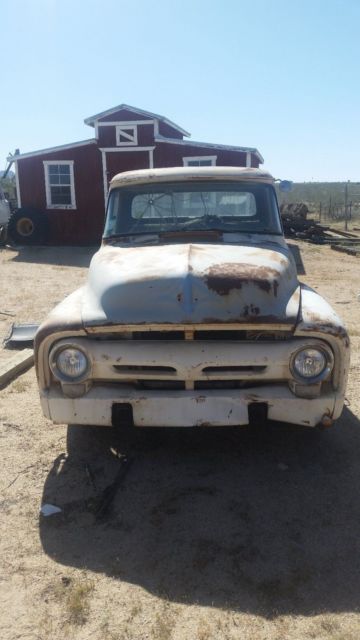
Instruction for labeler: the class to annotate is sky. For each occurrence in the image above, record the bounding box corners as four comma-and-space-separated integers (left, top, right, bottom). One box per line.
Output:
1, 0, 359, 182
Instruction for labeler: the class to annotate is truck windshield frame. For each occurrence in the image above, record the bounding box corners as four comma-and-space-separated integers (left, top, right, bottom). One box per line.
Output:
104, 181, 283, 238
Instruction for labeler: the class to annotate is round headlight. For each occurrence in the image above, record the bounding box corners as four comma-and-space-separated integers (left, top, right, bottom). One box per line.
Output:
292, 348, 328, 380
55, 347, 89, 380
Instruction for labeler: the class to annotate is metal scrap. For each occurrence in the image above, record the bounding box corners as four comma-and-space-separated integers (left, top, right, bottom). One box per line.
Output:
280, 203, 328, 241
0, 310, 15, 317
4, 323, 39, 348
331, 244, 360, 256
280, 202, 360, 250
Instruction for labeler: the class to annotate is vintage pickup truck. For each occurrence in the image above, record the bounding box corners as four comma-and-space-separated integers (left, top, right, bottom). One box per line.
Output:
35, 167, 350, 429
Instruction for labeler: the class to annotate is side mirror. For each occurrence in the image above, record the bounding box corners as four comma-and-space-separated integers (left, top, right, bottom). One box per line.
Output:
279, 180, 293, 193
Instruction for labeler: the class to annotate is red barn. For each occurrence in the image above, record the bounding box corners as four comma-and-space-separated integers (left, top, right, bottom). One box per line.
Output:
9, 105, 264, 245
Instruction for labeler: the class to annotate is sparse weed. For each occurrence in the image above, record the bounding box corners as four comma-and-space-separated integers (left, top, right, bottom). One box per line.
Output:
54, 576, 95, 626
151, 607, 175, 640
65, 579, 95, 625
10, 378, 30, 393
319, 617, 341, 633
37, 614, 54, 639
128, 602, 142, 620
197, 619, 212, 640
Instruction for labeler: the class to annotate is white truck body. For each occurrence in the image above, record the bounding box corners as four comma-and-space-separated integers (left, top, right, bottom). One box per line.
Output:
35, 167, 350, 429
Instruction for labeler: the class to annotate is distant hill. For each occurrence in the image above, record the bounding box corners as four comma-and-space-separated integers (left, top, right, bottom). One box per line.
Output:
277, 182, 360, 207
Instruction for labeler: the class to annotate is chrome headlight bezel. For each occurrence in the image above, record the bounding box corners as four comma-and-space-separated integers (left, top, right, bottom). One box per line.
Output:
290, 345, 334, 384
49, 343, 91, 383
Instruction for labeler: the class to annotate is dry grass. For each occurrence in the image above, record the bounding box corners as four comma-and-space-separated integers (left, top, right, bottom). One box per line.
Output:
197, 619, 212, 640
98, 601, 144, 640
9, 377, 30, 393
305, 615, 360, 640
54, 576, 95, 626
65, 579, 95, 625
37, 615, 55, 640
151, 604, 176, 640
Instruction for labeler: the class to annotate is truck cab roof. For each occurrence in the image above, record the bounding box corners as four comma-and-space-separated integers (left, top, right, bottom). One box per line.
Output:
109, 166, 275, 190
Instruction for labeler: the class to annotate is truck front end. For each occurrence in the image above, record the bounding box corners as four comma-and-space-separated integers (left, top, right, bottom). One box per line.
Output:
35, 168, 349, 429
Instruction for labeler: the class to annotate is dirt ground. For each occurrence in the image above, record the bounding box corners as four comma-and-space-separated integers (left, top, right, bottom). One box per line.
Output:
0, 241, 359, 640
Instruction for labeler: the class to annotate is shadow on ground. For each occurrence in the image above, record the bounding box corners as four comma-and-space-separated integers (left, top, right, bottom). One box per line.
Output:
287, 243, 306, 275
4, 245, 97, 267
40, 408, 360, 617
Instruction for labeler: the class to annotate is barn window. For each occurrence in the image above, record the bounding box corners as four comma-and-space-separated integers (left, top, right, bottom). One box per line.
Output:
116, 125, 138, 146
183, 156, 217, 167
43, 161, 76, 209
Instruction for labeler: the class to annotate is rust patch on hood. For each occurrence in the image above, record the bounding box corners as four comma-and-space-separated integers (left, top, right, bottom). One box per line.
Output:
204, 263, 280, 296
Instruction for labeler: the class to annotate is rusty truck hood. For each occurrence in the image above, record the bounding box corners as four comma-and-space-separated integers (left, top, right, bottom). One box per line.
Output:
81, 241, 300, 328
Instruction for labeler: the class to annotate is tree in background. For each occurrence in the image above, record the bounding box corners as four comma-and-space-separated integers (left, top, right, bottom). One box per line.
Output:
0, 175, 16, 207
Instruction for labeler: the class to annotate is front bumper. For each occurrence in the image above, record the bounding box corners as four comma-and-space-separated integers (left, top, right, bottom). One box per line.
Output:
41, 383, 339, 428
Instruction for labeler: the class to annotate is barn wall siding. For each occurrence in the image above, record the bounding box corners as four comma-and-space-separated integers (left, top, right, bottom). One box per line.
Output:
14, 107, 262, 245
98, 123, 155, 148
158, 122, 184, 139
18, 144, 104, 245
98, 127, 117, 147
105, 151, 150, 183
251, 154, 260, 168
153, 145, 248, 168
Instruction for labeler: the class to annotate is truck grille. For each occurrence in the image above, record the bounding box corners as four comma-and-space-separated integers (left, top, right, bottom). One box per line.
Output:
54, 335, 326, 393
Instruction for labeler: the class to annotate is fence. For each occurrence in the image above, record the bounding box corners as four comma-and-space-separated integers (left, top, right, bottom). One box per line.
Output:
309, 201, 360, 226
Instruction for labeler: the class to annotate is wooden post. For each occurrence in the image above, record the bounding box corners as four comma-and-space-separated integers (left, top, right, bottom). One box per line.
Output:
0, 349, 34, 388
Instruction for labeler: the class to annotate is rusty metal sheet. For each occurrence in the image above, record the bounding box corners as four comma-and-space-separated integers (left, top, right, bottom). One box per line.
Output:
4, 323, 39, 348
41, 384, 336, 428
294, 284, 350, 420
81, 239, 300, 328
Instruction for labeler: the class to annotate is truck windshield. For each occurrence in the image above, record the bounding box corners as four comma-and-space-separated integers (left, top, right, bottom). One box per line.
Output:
104, 181, 282, 237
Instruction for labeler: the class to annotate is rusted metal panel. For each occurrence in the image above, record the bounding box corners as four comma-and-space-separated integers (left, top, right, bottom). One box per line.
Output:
34, 287, 86, 386
40, 385, 336, 428
81, 239, 300, 328
294, 284, 350, 419
34, 167, 349, 429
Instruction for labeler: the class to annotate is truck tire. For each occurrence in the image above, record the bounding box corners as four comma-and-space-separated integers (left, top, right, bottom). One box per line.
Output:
7, 208, 49, 245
